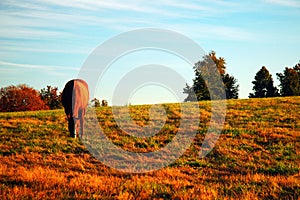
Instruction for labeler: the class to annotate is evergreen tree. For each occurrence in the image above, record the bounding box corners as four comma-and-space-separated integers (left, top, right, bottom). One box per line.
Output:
183, 83, 197, 102
249, 66, 278, 98
223, 74, 239, 99
277, 63, 300, 96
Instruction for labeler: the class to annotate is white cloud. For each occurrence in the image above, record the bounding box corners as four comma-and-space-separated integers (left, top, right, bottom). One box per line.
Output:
1, 0, 242, 21
265, 0, 300, 7
0, 45, 90, 54
0, 27, 74, 40
0, 60, 79, 71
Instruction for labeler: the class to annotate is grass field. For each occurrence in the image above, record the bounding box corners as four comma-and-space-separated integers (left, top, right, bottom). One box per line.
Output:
0, 97, 300, 199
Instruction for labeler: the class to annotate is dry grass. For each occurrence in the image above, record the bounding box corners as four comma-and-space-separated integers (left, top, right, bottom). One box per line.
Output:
0, 97, 300, 199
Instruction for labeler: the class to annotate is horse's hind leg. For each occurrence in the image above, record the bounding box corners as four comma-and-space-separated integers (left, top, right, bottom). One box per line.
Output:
80, 117, 84, 138
79, 108, 86, 138
68, 117, 76, 138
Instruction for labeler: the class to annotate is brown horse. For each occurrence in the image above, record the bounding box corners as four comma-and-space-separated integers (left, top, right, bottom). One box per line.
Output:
62, 79, 89, 138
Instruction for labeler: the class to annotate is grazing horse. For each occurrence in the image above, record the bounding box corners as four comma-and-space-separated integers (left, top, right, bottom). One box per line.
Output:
62, 79, 89, 138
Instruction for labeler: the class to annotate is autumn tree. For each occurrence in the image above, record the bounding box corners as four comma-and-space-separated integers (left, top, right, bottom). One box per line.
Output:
183, 51, 239, 101
249, 66, 279, 98
0, 84, 48, 112
277, 63, 300, 96
40, 86, 62, 109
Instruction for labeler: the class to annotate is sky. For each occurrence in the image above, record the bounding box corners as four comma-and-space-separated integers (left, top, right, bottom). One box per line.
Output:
0, 0, 299, 105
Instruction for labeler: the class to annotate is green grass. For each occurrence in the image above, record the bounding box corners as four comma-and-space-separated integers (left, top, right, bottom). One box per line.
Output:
0, 96, 300, 199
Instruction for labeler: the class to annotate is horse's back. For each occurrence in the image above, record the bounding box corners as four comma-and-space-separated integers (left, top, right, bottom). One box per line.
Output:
62, 79, 89, 115
73, 79, 89, 114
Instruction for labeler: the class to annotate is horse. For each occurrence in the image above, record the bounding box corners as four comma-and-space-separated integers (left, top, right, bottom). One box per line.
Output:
61, 79, 89, 138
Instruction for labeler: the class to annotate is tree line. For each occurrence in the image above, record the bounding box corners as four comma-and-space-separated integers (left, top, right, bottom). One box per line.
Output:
184, 51, 300, 101
0, 51, 299, 112
0, 85, 107, 112
249, 63, 300, 98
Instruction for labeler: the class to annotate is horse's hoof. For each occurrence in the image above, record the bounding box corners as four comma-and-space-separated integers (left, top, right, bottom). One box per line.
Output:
71, 132, 77, 138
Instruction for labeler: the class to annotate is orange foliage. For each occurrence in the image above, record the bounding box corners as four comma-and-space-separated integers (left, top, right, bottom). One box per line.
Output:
0, 84, 48, 112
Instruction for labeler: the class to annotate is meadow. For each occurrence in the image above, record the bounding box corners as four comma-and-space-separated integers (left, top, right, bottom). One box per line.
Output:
0, 97, 299, 199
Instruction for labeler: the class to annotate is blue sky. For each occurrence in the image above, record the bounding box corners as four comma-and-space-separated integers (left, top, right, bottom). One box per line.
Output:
0, 0, 299, 105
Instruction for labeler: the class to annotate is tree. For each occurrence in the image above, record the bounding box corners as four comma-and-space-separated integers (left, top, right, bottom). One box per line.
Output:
101, 99, 108, 107
91, 98, 101, 107
209, 51, 226, 75
223, 74, 239, 99
249, 66, 279, 98
40, 86, 62, 109
277, 63, 300, 96
91, 98, 108, 107
183, 51, 239, 101
0, 84, 48, 112
186, 64, 210, 101
183, 83, 197, 102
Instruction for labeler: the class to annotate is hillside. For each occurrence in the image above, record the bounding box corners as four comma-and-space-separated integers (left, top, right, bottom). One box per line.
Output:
0, 97, 299, 199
